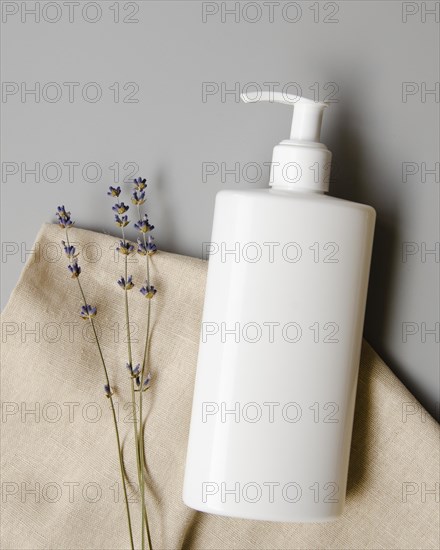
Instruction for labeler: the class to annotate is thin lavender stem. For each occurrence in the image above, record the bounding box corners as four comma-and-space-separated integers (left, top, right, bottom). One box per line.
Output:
136, 203, 153, 550
65, 229, 134, 550
120, 226, 143, 485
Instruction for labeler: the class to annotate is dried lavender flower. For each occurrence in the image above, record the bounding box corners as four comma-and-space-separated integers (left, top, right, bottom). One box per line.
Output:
116, 240, 134, 255
80, 304, 97, 319
115, 214, 129, 228
131, 190, 146, 206
133, 177, 147, 191
68, 262, 81, 278
134, 214, 154, 234
117, 275, 134, 290
56, 205, 74, 228
112, 202, 129, 215
140, 285, 157, 299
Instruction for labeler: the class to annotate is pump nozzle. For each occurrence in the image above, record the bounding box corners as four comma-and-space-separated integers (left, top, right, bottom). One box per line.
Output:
241, 91, 332, 192
241, 91, 328, 143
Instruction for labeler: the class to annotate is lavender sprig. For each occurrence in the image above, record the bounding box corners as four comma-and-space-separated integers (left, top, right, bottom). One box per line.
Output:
132, 178, 156, 550
107, 186, 152, 547
56, 206, 134, 550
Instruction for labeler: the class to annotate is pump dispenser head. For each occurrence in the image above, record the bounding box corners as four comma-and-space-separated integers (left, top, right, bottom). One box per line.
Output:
241, 92, 332, 192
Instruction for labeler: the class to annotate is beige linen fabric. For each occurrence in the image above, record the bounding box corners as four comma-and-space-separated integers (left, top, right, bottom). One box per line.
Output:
1, 223, 438, 550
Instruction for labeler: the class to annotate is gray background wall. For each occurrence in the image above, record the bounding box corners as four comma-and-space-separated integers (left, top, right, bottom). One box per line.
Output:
1, 1, 439, 419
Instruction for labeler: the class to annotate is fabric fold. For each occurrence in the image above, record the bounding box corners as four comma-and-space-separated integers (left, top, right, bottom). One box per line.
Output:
1, 223, 438, 549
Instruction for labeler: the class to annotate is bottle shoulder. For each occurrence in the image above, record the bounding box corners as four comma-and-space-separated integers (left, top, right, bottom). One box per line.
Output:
216, 188, 376, 218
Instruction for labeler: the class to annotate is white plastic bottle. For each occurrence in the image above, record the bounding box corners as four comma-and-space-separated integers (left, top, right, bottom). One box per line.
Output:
183, 92, 376, 522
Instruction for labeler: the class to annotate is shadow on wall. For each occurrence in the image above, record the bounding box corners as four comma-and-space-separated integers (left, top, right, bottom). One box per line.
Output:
329, 101, 399, 351
329, 101, 437, 422
329, 101, 420, 407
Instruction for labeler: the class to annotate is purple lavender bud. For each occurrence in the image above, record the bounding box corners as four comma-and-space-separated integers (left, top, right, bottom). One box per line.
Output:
136, 372, 152, 390
143, 372, 152, 388
131, 190, 146, 205
56, 206, 75, 228
140, 285, 157, 299
112, 202, 129, 215
133, 177, 147, 191
134, 214, 154, 234
80, 304, 97, 319
127, 363, 141, 378
56, 206, 70, 220
137, 238, 147, 256
115, 214, 129, 227
68, 262, 81, 278
146, 235, 157, 255
117, 275, 134, 290
116, 241, 134, 255
61, 240, 77, 259
107, 186, 121, 197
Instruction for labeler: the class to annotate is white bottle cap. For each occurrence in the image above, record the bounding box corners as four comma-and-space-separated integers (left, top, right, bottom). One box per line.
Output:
241, 91, 332, 193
